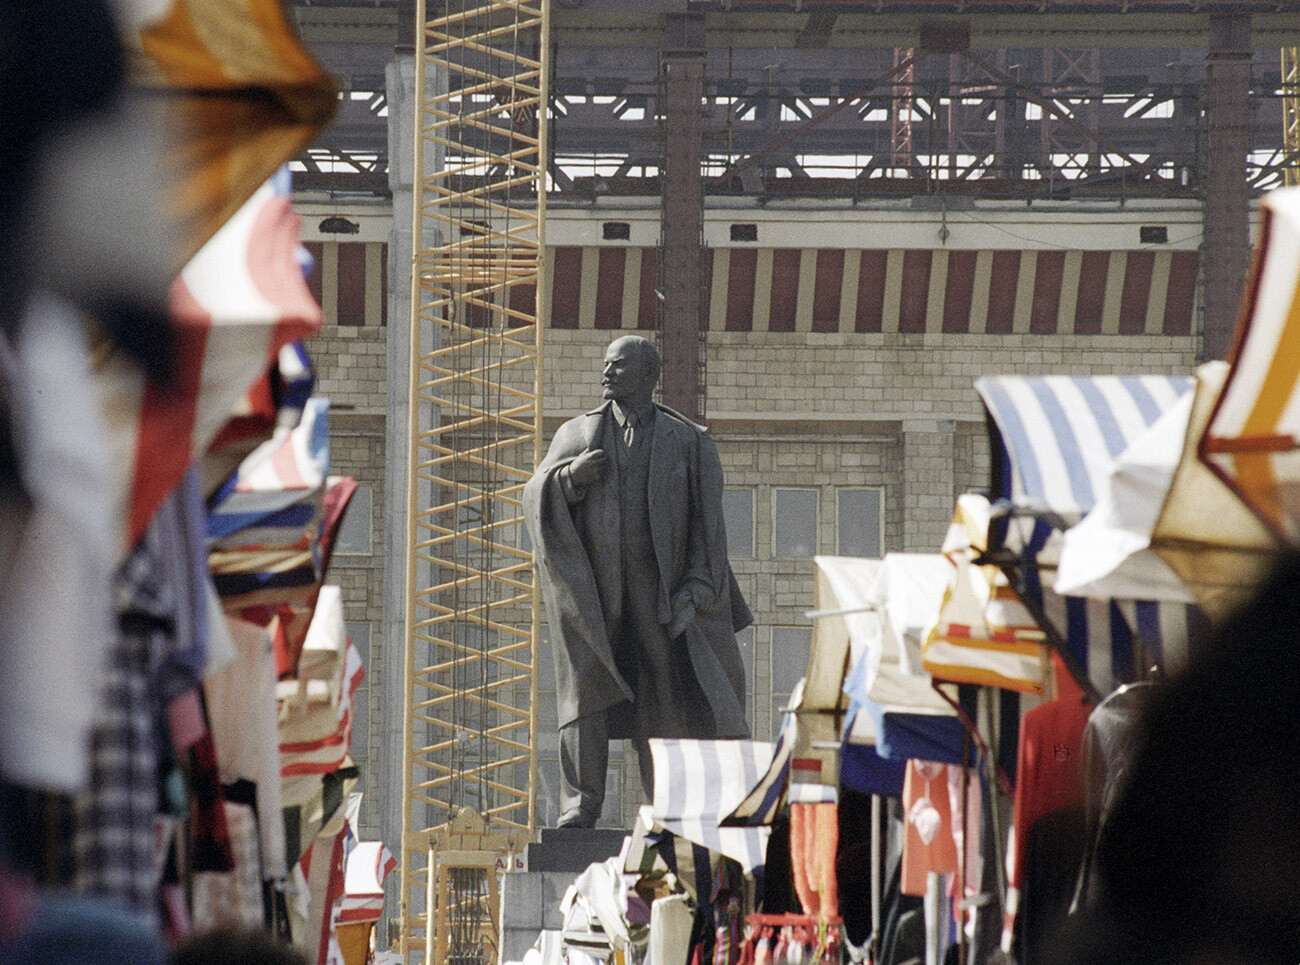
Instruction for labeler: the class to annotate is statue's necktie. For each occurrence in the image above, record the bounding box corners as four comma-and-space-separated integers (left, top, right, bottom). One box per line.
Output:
623, 412, 637, 448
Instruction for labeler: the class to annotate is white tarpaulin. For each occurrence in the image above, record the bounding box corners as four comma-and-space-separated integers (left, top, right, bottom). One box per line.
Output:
813, 556, 956, 729
1056, 391, 1196, 603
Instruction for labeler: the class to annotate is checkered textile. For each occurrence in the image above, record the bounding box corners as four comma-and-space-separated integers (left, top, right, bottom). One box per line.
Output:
72, 538, 169, 923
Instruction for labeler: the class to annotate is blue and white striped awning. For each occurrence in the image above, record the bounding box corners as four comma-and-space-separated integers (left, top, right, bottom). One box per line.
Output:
647, 739, 772, 874
974, 376, 1199, 692
722, 716, 791, 828
977, 375, 1194, 527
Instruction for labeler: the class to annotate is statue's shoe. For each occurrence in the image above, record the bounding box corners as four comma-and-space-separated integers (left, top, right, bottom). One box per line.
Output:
555, 810, 597, 829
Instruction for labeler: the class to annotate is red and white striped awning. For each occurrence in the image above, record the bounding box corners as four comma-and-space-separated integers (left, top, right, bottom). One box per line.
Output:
338, 841, 396, 925
544, 245, 1199, 336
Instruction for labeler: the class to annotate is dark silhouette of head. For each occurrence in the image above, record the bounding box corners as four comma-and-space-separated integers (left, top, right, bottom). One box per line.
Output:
170, 927, 309, 965
1053, 551, 1300, 965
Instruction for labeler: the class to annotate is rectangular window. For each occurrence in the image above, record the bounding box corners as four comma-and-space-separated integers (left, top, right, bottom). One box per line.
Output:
336, 242, 367, 326
722, 488, 755, 558
335, 484, 373, 555
771, 626, 812, 707
774, 488, 818, 558
345, 622, 371, 667
735, 624, 755, 696
837, 487, 884, 558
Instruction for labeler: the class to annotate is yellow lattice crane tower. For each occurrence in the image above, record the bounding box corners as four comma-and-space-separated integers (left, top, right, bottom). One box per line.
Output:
1285, 48, 1300, 186
399, 0, 549, 961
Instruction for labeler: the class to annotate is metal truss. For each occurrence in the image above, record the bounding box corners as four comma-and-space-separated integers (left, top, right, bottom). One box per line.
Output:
400, 0, 546, 960
544, 48, 1287, 201
297, 45, 1287, 200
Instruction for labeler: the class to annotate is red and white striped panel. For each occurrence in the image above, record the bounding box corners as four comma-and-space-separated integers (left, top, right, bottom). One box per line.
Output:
97, 180, 320, 552
337, 841, 396, 925
545, 246, 1199, 337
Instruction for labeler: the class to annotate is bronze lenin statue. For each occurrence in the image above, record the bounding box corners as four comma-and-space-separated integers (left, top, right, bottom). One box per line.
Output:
523, 335, 751, 828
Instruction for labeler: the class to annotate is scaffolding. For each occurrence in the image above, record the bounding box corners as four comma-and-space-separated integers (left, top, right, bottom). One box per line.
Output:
400, 0, 548, 960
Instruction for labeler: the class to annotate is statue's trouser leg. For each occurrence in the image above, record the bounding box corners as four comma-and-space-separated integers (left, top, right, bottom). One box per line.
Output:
557, 711, 609, 827
633, 737, 654, 800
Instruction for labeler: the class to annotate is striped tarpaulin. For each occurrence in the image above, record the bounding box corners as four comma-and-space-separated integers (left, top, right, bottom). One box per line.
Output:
978, 374, 1193, 533
1202, 188, 1300, 543
130, 0, 337, 260
927, 495, 1050, 696
337, 841, 396, 925
277, 586, 366, 778
542, 246, 1199, 336
723, 714, 792, 828
970, 375, 1198, 691
208, 397, 330, 605
97, 177, 321, 553
648, 739, 773, 874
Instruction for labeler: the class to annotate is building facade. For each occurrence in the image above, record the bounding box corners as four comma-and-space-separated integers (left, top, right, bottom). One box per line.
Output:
298, 194, 1207, 833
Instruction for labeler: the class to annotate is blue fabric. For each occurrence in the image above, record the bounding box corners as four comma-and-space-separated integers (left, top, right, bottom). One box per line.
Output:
868, 701, 967, 765
840, 741, 907, 798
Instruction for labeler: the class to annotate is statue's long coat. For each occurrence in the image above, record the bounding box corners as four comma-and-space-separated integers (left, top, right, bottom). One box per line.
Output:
524, 401, 751, 738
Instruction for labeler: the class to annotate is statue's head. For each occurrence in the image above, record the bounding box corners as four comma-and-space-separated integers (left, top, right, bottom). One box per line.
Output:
602, 335, 661, 406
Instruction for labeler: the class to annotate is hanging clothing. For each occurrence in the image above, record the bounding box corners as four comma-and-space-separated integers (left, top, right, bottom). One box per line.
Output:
1016, 806, 1087, 965
648, 894, 693, 965
900, 762, 959, 897
0, 294, 115, 793
1010, 659, 1091, 904
71, 543, 168, 923
204, 616, 287, 880
190, 800, 266, 931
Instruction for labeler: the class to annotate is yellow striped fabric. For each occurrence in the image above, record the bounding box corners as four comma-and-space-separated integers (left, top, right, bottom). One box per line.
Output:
923, 494, 1049, 696
1203, 188, 1300, 542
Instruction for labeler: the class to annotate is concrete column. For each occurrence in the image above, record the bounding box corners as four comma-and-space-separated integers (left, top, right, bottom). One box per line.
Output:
658, 21, 705, 419
901, 419, 956, 551
379, 48, 445, 949
1202, 14, 1252, 362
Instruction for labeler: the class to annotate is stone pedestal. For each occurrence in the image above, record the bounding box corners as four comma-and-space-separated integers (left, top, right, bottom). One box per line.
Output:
499, 828, 629, 964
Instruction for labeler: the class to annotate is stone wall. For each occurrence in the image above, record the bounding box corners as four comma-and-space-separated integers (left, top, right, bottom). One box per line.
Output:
304, 327, 389, 839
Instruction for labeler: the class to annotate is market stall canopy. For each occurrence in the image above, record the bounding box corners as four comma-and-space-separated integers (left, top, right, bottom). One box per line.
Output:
977, 374, 1193, 556
644, 738, 773, 874
959, 374, 1195, 693
1056, 391, 1196, 604
277, 586, 367, 779
1154, 362, 1281, 622
128, 0, 337, 259
723, 713, 792, 827
1201, 187, 1300, 545
818, 554, 956, 721
338, 841, 397, 926
811, 555, 965, 764
925, 496, 1049, 696
97, 176, 321, 552
208, 396, 331, 607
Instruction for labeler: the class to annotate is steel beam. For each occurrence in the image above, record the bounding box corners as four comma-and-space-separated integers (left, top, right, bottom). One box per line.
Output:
1203, 14, 1253, 362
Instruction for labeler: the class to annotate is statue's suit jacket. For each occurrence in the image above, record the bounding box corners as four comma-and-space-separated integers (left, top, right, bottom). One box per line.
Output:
524, 400, 751, 738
